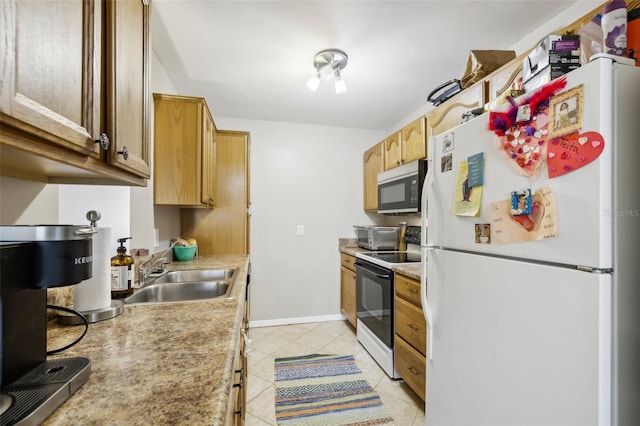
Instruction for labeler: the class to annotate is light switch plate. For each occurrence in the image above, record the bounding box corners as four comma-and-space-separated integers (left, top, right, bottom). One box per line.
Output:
296, 225, 304, 236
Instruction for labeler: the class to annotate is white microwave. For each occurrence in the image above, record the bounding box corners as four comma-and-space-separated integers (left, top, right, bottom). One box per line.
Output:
377, 159, 427, 215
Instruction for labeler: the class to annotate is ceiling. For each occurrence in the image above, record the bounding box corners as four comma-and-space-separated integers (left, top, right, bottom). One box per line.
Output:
151, 1, 582, 131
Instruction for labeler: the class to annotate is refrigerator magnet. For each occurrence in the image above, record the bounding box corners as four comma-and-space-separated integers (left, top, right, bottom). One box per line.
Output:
510, 189, 532, 215
548, 85, 583, 139
475, 224, 491, 244
441, 153, 453, 172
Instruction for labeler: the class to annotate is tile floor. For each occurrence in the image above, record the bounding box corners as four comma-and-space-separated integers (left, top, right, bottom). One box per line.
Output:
245, 320, 425, 425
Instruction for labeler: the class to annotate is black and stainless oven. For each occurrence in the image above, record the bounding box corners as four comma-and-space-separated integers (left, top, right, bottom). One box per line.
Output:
355, 226, 421, 379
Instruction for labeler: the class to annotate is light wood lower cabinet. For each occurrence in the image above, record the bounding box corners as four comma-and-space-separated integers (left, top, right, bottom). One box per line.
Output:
395, 334, 426, 401
226, 283, 248, 425
340, 253, 357, 328
394, 273, 426, 401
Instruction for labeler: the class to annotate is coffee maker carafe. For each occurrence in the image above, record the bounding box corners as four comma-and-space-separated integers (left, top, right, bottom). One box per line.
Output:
1, 225, 95, 425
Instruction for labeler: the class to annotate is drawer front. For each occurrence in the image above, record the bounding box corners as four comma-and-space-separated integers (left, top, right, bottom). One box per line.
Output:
394, 335, 426, 401
395, 273, 421, 307
340, 253, 356, 271
395, 296, 426, 356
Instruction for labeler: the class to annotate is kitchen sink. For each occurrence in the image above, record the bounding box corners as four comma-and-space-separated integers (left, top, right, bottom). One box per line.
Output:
150, 268, 235, 284
125, 280, 234, 304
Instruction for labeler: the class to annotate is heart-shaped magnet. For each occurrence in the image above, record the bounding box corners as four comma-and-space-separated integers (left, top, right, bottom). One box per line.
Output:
496, 111, 549, 180
547, 131, 605, 178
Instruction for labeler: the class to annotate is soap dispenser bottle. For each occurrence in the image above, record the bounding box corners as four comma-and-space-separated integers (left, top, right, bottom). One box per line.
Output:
111, 237, 134, 298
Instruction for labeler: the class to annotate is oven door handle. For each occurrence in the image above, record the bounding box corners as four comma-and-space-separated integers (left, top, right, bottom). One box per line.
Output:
354, 262, 391, 279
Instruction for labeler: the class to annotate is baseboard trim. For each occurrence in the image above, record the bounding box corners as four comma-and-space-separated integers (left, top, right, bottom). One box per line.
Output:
249, 313, 345, 328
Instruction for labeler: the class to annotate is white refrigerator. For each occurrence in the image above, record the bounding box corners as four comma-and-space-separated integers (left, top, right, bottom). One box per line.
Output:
420, 56, 640, 426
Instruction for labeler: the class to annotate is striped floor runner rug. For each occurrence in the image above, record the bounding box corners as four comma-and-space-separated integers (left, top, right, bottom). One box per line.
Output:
274, 354, 394, 425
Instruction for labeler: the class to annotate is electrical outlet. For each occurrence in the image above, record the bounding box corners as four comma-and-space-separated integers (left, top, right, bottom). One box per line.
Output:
296, 225, 304, 236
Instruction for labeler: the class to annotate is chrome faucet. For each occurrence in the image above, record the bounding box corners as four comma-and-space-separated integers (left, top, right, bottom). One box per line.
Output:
139, 256, 168, 286
138, 242, 176, 286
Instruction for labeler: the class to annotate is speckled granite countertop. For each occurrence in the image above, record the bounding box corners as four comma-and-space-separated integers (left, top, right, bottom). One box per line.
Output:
44, 254, 249, 425
338, 239, 422, 281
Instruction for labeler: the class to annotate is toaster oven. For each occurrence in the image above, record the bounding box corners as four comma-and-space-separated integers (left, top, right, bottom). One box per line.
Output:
353, 226, 399, 250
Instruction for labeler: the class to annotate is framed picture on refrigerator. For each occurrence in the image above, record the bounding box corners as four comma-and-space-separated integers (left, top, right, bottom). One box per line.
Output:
548, 85, 583, 138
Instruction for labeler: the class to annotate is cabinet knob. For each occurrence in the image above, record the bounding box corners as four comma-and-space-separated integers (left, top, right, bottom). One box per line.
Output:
396, 160, 400, 165
117, 146, 129, 160
94, 133, 110, 151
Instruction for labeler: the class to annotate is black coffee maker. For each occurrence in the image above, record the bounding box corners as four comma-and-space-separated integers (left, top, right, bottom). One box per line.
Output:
1, 225, 95, 425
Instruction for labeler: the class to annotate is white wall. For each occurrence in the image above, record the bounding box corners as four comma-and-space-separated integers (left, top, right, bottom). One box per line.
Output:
0, 176, 59, 224
147, 49, 182, 250
215, 116, 384, 324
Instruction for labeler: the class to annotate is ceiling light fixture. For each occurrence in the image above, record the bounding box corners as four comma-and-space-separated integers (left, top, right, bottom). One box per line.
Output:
306, 49, 348, 94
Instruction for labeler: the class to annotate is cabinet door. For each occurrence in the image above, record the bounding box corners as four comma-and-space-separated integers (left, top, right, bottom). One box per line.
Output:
395, 273, 422, 307
394, 335, 426, 401
363, 142, 384, 212
395, 296, 426, 355
153, 94, 204, 206
487, 51, 528, 103
104, 0, 150, 178
340, 266, 357, 328
180, 131, 251, 255
201, 110, 217, 207
340, 253, 356, 272
383, 132, 401, 170
427, 81, 486, 139
0, 0, 101, 155
401, 116, 427, 162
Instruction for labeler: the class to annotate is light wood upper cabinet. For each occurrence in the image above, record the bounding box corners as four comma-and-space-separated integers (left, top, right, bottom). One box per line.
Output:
426, 80, 486, 140
401, 116, 428, 162
201, 109, 217, 207
383, 131, 401, 170
363, 142, 384, 212
153, 93, 217, 208
384, 116, 428, 171
104, 0, 151, 178
180, 130, 251, 255
488, 54, 525, 103
0, 0, 101, 155
0, 0, 150, 186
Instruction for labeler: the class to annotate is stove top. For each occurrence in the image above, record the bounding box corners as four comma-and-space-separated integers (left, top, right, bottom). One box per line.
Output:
356, 249, 421, 269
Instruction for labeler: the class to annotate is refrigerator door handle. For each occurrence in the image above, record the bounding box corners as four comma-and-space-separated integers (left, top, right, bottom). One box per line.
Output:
420, 255, 434, 360
421, 145, 435, 247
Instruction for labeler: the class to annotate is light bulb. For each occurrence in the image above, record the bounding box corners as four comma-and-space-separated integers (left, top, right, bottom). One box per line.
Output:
319, 64, 335, 81
334, 74, 347, 94
306, 75, 320, 92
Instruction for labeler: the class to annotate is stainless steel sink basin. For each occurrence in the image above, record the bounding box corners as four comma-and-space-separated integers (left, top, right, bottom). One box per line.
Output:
125, 280, 234, 304
150, 268, 235, 284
